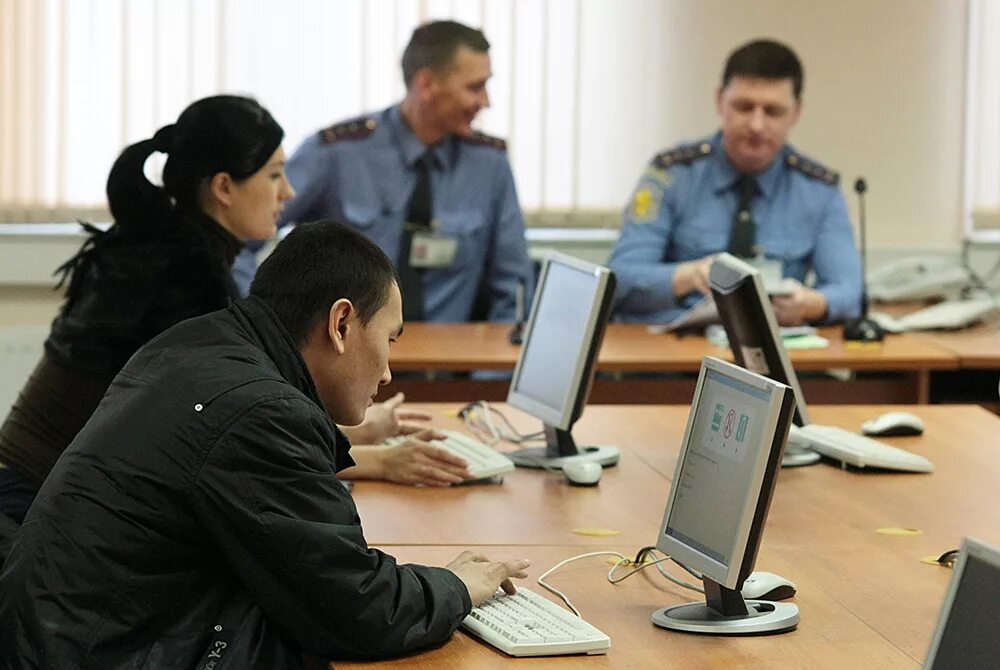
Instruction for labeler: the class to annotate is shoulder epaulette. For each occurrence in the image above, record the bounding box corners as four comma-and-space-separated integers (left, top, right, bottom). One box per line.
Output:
786, 152, 839, 185
319, 116, 377, 144
651, 142, 713, 169
459, 131, 507, 151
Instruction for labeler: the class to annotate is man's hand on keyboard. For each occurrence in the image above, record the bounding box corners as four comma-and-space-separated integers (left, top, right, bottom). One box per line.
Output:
343, 392, 434, 444
447, 551, 532, 605
378, 430, 473, 486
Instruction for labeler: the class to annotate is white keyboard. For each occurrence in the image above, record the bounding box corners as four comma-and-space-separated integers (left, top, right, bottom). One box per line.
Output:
899, 298, 997, 331
385, 430, 515, 480
870, 298, 998, 332
462, 587, 611, 657
790, 424, 933, 473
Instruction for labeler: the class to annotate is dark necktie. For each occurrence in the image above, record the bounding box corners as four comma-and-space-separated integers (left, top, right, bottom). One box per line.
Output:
398, 151, 433, 321
728, 173, 758, 258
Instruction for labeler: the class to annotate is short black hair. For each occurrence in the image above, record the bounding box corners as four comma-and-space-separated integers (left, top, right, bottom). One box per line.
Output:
250, 221, 399, 346
401, 20, 490, 88
721, 39, 804, 100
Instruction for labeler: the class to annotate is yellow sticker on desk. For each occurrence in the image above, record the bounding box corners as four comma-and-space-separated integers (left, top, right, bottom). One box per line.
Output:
876, 527, 923, 537
573, 527, 621, 537
845, 341, 884, 350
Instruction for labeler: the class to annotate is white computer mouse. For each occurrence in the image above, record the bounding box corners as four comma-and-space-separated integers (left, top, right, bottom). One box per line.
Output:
861, 411, 925, 437
740, 571, 797, 601
563, 461, 602, 486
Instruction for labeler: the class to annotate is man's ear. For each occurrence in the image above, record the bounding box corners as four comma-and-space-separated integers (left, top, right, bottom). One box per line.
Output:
412, 67, 438, 102
208, 172, 236, 207
327, 298, 356, 355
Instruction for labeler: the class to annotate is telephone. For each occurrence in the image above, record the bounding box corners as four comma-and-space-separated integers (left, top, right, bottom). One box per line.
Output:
867, 256, 972, 302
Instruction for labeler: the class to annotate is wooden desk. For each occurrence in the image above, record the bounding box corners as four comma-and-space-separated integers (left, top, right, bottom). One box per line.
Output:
385, 323, 958, 404
916, 323, 1000, 369
339, 404, 1000, 668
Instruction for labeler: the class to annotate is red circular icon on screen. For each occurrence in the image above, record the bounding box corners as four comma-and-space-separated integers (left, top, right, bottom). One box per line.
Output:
724, 409, 736, 439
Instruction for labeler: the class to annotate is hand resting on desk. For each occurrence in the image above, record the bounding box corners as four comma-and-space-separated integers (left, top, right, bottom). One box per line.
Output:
341, 429, 473, 486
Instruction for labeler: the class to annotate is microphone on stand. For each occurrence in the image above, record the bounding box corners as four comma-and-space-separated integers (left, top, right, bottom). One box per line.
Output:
843, 177, 886, 342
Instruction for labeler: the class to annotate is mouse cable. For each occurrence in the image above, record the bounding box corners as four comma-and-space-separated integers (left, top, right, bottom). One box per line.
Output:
614, 546, 704, 594
535, 547, 705, 617
459, 400, 544, 445
535, 551, 633, 617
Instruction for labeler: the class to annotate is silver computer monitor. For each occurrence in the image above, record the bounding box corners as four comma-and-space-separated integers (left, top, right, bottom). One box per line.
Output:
652, 356, 798, 635
925, 537, 1000, 669
506, 252, 618, 469
709, 253, 817, 467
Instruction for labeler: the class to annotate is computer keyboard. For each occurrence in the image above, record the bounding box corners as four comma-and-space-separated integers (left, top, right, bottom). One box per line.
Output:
462, 587, 611, 657
790, 424, 933, 473
870, 298, 998, 332
384, 430, 515, 480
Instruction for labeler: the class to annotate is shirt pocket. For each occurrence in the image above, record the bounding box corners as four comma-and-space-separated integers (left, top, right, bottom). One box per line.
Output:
672, 207, 729, 260
434, 210, 486, 270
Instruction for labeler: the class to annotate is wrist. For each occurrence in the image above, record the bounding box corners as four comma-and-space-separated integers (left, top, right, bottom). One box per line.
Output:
672, 263, 693, 297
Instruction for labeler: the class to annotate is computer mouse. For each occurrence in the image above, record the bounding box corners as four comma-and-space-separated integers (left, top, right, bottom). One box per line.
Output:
740, 571, 797, 601
563, 461, 602, 486
861, 411, 925, 437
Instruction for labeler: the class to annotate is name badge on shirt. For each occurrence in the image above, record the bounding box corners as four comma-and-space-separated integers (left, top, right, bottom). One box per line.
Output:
409, 228, 458, 268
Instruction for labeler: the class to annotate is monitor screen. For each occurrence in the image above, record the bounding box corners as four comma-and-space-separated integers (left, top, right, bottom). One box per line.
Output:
657, 356, 794, 589
506, 252, 617, 466
709, 253, 810, 427
926, 537, 1000, 669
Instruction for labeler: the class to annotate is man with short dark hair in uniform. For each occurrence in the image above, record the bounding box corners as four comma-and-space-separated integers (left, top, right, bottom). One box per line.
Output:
609, 39, 862, 327
239, 20, 533, 323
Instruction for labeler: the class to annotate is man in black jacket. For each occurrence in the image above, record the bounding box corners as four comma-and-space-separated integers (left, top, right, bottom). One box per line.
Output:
0, 221, 529, 669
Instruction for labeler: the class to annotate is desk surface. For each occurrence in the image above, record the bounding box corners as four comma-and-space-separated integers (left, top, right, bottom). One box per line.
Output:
340, 404, 1000, 668
917, 323, 1000, 368
390, 323, 959, 372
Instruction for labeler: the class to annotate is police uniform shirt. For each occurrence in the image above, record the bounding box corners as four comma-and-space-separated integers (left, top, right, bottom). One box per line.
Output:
275, 105, 533, 322
608, 131, 862, 324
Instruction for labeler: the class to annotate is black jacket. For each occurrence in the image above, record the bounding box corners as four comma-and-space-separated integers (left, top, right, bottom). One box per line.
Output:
0, 297, 471, 668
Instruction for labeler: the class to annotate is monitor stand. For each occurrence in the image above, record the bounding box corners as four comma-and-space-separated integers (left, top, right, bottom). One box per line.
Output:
507, 424, 620, 469
782, 443, 820, 467
782, 426, 820, 467
652, 578, 799, 635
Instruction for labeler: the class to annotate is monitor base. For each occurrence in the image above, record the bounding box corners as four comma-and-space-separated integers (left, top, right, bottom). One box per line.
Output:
651, 600, 799, 635
781, 444, 820, 468
507, 445, 620, 469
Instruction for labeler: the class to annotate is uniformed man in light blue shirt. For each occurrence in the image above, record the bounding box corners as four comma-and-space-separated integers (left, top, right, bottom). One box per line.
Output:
241, 20, 533, 323
609, 39, 862, 326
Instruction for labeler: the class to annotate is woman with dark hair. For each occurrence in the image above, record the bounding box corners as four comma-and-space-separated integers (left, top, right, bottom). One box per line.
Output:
0, 95, 294, 527
0, 96, 470, 535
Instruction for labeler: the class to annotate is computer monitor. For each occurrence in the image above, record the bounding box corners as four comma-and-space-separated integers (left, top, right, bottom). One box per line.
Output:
652, 356, 798, 635
709, 253, 817, 467
925, 537, 1000, 669
505, 252, 619, 469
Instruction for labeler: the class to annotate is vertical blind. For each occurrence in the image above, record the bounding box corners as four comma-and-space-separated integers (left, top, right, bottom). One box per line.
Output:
0, 0, 671, 220
965, 0, 1000, 240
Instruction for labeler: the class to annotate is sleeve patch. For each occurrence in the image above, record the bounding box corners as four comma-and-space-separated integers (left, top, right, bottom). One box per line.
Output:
629, 182, 665, 223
